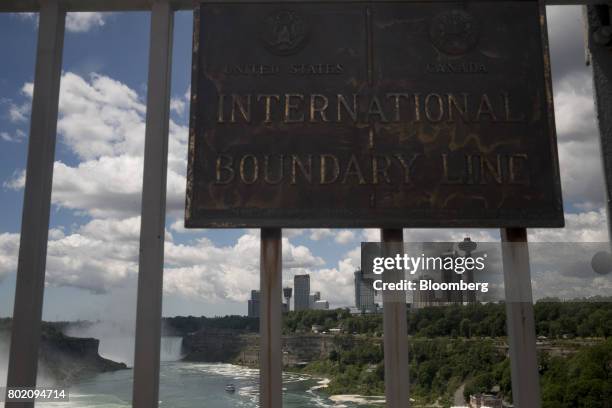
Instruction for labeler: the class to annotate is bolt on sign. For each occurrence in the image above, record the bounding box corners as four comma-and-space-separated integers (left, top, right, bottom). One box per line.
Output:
185, 1, 564, 228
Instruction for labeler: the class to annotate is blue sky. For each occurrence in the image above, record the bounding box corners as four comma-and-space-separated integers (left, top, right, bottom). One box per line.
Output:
0, 7, 609, 322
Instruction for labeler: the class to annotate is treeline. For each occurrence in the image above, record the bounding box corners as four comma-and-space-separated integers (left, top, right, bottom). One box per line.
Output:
409, 299, 612, 338
282, 300, 612, 338
282, 309, 382, 335
163, 299, 612, 338
162, 315, 259, 335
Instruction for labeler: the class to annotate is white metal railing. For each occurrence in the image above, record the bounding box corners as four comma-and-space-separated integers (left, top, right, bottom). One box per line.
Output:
2, 0, 605, 407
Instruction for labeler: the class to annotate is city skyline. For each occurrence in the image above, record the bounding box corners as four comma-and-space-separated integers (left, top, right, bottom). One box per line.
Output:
247, 274, 330, 316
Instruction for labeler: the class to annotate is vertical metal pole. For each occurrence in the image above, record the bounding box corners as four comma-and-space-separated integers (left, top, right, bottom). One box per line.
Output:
500, 228, 541, 408
5, 2, 65, 407
260, 228, 282, 408
381, 228, 410, 408
587, 5, 612, 241
132, 1, 173, 407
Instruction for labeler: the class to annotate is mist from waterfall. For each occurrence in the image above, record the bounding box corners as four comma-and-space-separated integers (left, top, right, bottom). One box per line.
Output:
0, 335, 8, 387
160, 336, 184, 361
65, 321, 184, 366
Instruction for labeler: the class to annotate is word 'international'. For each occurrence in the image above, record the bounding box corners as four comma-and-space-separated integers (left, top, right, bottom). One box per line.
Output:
216, 92, 524, 124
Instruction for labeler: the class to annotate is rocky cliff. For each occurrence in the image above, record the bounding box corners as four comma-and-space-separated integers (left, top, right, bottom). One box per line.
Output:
182, 328, 339, 367
0, 319, 127, 384
39, 328, 128, 383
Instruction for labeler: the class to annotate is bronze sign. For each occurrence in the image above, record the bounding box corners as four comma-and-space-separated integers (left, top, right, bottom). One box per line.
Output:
186, 1, 564, 228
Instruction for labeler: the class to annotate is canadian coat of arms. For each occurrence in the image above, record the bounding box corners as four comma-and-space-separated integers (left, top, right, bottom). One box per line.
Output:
429, 9, 481, 56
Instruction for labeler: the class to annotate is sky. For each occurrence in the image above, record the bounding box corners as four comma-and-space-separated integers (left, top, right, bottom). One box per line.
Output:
0, 6, 609, 322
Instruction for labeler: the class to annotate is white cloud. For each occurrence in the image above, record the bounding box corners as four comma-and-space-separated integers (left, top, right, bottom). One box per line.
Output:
57, 72, 146, 160
169, 218, 197, 234
548, 70, 606, 209
22, 83, 33, 98
13, 12, 108, 33
360, 228, 497, 243
170, 97, 186, 116
8, 103, 29, 123
1, 130, 22, 143
48, 228, 65, 240
4, 72, 188, 219
557, 139, 606, 210
546, 6, 587, 84
0, 218, 325, 301
0, 233, 20, 282
51, 156, 144, 218
335, 230, 355, 244
529, 208, 609, 242
66, 12, 107, 32
283, 229, 305, 238
308, 228, 357, 244
306, 247, 362, 307
554, 72, 597, 142
170, 86, 191, 116
361, 229, 380, 242
309, 229, 333, 241
3, 170, 25, 190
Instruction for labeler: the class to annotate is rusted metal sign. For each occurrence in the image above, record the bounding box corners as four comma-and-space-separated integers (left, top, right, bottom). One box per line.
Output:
186, 1, 564, 228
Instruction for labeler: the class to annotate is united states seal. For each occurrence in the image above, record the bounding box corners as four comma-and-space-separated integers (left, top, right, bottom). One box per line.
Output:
260, 10, 310, 56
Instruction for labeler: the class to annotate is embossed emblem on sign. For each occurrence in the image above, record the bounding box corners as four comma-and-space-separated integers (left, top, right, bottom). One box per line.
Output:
429, 9, 480, 55
260, 10, 310, 56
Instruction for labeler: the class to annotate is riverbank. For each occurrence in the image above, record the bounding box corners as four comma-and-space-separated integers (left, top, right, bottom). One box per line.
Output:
329, 395, 386, 405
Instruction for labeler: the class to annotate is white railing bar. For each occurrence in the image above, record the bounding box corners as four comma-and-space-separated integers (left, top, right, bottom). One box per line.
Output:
500, 228, 542, 408
131, 0, 174, 407
4, 1, 65, 407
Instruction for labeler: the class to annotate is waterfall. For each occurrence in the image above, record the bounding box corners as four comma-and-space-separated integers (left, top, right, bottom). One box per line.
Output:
160, 336, 184, 362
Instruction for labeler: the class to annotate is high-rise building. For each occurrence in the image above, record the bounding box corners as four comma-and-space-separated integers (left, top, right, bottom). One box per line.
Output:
354, 270, 376, 313
411, 242, 449, 309
412, 275, 436, 309
308, 291, 321, 307
312, 300, 329, 310
283, 287, 293, 312
294, 274, 310, 311
458, 237, 478, 305
248, 290, 260, 318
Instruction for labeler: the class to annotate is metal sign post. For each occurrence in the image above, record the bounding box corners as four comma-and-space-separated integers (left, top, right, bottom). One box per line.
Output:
259, 228, 283, 408
381, 228, 410, 408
